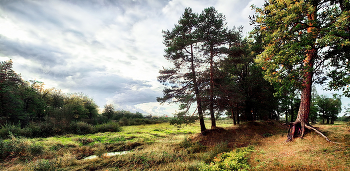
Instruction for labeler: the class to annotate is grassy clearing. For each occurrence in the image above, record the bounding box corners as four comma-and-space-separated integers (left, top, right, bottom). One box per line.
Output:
0, 120, 349, 170
250, 122, 350, 170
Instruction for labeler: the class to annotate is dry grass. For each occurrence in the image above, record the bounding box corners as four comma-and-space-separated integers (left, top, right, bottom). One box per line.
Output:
1, 120, 349, 170
250, 122, 350, 170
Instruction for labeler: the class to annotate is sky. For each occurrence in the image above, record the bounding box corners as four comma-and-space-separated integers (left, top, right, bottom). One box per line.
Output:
0, 0, 348, 116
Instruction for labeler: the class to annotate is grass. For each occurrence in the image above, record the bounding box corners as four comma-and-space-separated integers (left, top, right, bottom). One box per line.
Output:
0, 120, 349, 170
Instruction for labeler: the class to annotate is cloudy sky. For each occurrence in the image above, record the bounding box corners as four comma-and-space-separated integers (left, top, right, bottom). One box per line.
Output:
0, 0, 347, 116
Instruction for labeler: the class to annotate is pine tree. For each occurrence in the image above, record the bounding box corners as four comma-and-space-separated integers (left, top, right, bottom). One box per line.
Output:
252, 0, 350, 142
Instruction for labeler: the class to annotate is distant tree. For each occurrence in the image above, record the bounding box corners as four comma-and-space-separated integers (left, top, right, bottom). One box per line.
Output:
82, 97, 99, 119
102, 104, 115, 120
19, 83, 46, 122
0, 60, 24, 124
316, 95, 342, 124
252, 0, 350, 142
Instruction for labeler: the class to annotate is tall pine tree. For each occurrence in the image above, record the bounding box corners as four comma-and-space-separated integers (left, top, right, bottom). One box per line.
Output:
252, 0, 350, 142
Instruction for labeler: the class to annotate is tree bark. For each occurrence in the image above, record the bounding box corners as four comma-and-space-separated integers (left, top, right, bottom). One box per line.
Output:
209, 46, 216, 128
231, 108, 236, 125
190, 45, 206, 132
287, 7, 316, 141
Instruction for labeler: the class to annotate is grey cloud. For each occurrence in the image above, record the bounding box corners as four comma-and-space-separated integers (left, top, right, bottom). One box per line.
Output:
111, 88, 162, 106
0, 38, 67, 67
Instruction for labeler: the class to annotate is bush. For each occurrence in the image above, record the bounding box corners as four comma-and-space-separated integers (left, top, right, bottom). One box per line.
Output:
0, 123, 23, 138
119, 117, 130, 126
199, 146, 254, 171
69, 121, 94, 134
94, 121, 121, 133
203, 142, 230, 163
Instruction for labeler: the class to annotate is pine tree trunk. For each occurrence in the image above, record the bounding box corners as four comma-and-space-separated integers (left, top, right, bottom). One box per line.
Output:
236, 105, 240, 124
231, 108, 236, 125
209, 47, 216, 128
286, 7, 316, 141
190, 45, 206, 132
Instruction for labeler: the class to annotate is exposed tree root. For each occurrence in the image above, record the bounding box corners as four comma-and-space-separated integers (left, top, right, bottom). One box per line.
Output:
304, 124, 342, 144
286, 121, 341, 144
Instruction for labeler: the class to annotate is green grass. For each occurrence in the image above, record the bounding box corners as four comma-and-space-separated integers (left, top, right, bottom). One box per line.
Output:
1, 120, 349, 171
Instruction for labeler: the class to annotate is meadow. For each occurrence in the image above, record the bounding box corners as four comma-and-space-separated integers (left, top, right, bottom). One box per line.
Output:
0, 120, 349, 171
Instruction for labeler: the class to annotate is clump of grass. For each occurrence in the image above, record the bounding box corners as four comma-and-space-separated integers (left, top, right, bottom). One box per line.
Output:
199, 146, 255, 171
31, 159, 55, 171
202, 142, 230, 163
75, 137, 94, 145
0, 133, 44, 161
179, 137, 206, 154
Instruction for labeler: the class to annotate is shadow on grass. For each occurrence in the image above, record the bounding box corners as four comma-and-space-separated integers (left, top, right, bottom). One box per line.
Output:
191, 120, 289, 149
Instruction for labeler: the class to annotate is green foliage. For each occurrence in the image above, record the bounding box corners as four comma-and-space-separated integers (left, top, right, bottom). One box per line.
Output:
69, 121, 94, 134
170, 112, 198, 127
0, 60, 25, 124
94, 121, 121, 133
199, 146, 254, 171
32, 159, 55, 171
316, 95, 342, 124
102, 104, 114, 119
0, 123, 23, 138
252, 0, 350, 95
203, 142, 230, 164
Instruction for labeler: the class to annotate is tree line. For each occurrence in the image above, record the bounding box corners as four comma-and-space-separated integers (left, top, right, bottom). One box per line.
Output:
0, 60, 166, 137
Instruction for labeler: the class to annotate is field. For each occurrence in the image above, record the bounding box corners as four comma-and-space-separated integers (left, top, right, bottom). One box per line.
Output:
0, 120, 349, 171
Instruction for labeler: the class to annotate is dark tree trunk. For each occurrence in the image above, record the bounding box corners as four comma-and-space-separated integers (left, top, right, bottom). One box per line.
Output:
209, 47, 216, 128
191, 45, 206, 132
236, 106, 240, 124
231, 108, 236, 125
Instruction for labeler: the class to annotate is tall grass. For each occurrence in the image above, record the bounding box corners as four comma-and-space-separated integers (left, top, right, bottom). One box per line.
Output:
0, 133, 44, 161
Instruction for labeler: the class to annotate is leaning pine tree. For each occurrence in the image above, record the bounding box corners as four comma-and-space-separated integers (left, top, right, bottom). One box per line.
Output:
157, 8, 207, 132
252, 0, 349, 142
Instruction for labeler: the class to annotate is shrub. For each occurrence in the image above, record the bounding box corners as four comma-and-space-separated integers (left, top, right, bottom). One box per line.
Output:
119, 117, 130, 126
32, 159, 55, 171
94, 121, 121, 133
0, 123, 22, 138
203, 142, 230, 163
199, 146, 255, 171
69, 121, 93, 134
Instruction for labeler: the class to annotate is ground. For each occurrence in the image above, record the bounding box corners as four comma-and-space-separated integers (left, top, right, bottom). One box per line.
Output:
1, 120, 349, 170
